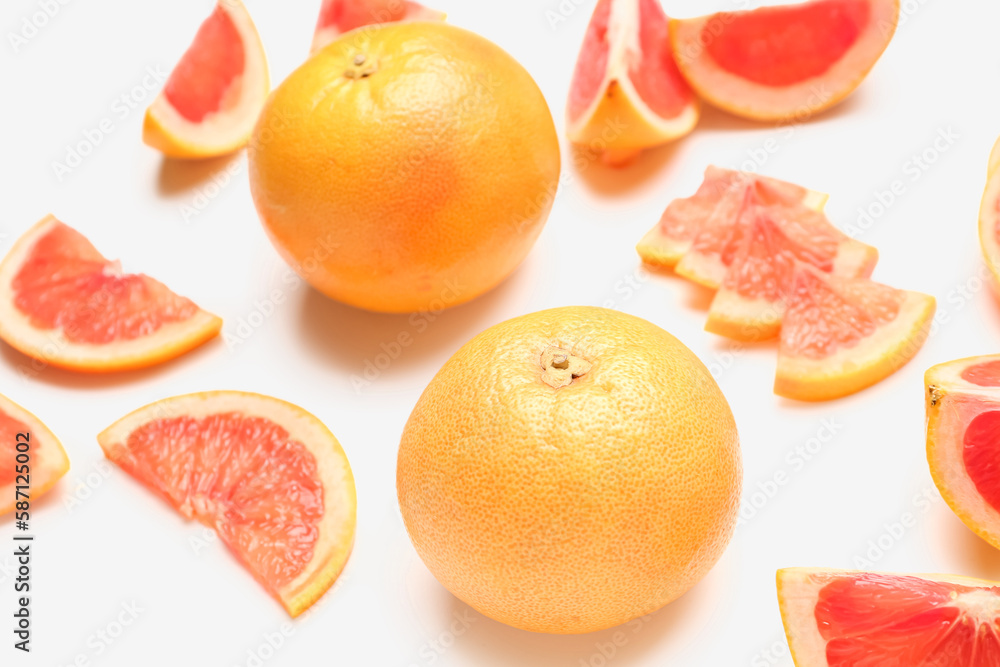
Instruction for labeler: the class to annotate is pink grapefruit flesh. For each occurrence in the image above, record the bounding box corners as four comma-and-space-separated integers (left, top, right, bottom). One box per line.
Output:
0, 393, 69, 515
311, 0, 446, 54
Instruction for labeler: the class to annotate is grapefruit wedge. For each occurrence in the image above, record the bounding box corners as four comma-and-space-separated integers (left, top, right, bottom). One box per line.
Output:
674, 179, 875, 290
670, 0, 900, 121
311, 0, 446, 54
777, 568, 1000, 666
775, 265, 934, 401
978, 136, 1000, 287
144, 0, 269, 159
636, 166, 828, 270
566, 0, 699, 166
926, 355, 1000, 551
98, 392, 357, 617
1, 393, 69, 515
0, 216, 221, 373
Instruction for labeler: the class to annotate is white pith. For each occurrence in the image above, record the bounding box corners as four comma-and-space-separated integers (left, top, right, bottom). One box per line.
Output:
0, 392, 69, 514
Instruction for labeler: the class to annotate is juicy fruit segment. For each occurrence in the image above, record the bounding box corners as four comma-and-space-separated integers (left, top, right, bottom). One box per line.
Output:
98, 392, 357, 616
705, 201, 878, 341
775, 265, 934, 401
250, 23, 560, 313
978, 136, 1000, 287
670, 0, 900, 121
566, 0, 698, 165
636, 166, 828, 270
0, 216, 221, 372
777, 568, 1000, 666
926, 355, 1000, 551
311, 0, 445, 54
398, 306, 741, 633
144, 0, 269, 159
0, 394, 69, 515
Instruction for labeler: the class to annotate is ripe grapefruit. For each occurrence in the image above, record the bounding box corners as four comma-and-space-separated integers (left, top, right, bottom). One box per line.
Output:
0, 393, 69, 515
311, 0, 445, 54
397, 306, 742, 633
566, 0, 699, 166
670, 0, 900, 121
0, 216, 221, 373
249, 22, 560, 313
978, 136, 1000, 286
775, 264, 934, 401
778, 568, 1000, 666
926, 355, 1000, 551
636, 166, 828, 271
98, 391, 357, 617
143, 0, 269, 159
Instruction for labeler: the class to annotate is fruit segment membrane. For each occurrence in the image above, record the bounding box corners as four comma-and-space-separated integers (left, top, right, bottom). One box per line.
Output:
12, 223, 200, 345
0, 410, 28, 486
117, 413, 324, 590
816, 573, 1000, 665
705, 0, 870, 86
962, 360, 1000, 387
163, 5, 245, 122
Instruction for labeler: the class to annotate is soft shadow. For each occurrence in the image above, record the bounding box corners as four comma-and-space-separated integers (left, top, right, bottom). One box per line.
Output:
444, 584, 712, 667
295, 269, 528, 377
683, 281, 717, 312
157, 153, 243, 196
0, 337, 223, 390
939, 510, 1000, 580
573, 141, 684, 197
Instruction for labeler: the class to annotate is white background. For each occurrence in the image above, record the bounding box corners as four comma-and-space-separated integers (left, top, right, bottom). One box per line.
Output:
2, 0, 1000, 665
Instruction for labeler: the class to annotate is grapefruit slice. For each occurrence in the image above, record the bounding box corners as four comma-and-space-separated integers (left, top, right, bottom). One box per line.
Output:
777, 568, 1000, 666
143, 0, 269, 159
705, 203, 879, 341
0, 215, 221, 373
566, 0, 699, 166
311, 0, 446, 54
674, 179, 875, 290
636, 166, 828, 270
1, 393, 69, 515
978, 136, 1000, 287
670, 0, 900, 121
775, 265, 934, 401
97, 392, 357, 617
926, 355, 1000, 551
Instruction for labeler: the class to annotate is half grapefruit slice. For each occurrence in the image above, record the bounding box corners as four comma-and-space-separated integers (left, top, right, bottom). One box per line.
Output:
311, 0, 446, 54
926, 355, 1000, 551
566, 0, 699, 166
674, 179, 875, 290
670, 0, 900, 121
1, 393, 69, 515
144, 0, 269, 159
777, 568, 1000, 666
0, 216, 221, 373
978, 136, 1000, 287
636, 166, 828, 270
775, 265, 934, 401
98, 392, 357, 617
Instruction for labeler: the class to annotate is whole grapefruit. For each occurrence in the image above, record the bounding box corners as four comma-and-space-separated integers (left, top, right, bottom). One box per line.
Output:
248, 22, 560, 313
396, 306, 742, 633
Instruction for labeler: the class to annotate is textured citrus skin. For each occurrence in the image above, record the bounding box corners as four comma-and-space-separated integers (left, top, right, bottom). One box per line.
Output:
397, 306, 742, 633
249, 23, 561, 313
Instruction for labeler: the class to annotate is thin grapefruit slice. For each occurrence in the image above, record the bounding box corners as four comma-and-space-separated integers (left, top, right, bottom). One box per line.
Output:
675, 179, 875, 290
311, 0, 446, 54
978, 136, 1000, 286
636, 166, 828, 270
777, 568, 1000, 666
1, 393, 69, 515
775, 265, 934, 401
144, 0, 269, 159
670, 0, 900, 121
566, 0, 699, 166
97, 392, 357, 617
705, 203, 879, 341
926, 355, 1000, 551
0, 215, 221, 373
